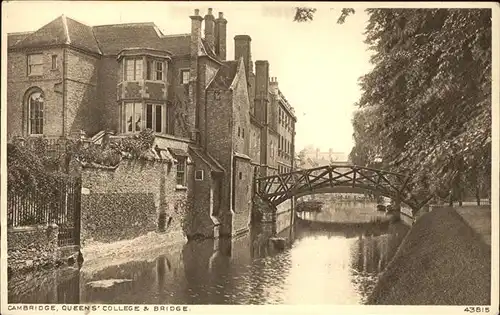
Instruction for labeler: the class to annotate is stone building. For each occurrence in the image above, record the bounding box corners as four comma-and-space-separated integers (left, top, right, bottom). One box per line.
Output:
7, 8, 297, 239
300, 146, 348, 168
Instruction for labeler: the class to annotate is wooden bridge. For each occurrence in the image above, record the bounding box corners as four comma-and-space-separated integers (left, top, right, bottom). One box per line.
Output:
254, 164, 431, 213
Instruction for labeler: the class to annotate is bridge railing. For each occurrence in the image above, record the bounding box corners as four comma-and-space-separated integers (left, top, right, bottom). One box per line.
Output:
254, 164, 430, 212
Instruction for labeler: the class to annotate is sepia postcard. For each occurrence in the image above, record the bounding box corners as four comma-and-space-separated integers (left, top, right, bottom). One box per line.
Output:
1, 1, 499, 315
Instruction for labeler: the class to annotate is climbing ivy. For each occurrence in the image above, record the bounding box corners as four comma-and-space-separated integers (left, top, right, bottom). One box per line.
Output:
8, 129, 158, 195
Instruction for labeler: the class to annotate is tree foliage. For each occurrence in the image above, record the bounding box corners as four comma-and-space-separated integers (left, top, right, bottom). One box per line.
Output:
351, 9, 492, 197
294, 8, 492, 200
294, 7, 355, 24
7, 138, 72, 198
8, 129, 159, 196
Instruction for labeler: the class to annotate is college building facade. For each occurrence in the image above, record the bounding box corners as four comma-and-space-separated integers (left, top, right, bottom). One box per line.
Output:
7, 8, 297, 238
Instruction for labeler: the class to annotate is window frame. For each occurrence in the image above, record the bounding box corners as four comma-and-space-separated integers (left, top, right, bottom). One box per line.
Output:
27, 91, 44, 135
180, 69, 190, 85
145, 103, 167, 133
195, 170, 204, 181
51, 55, 58, 70
27, 53, 44, 76
124, 58, 143, 81
176, 157, 187, 186
146, 59, 165, 81
123, 101, 143, 133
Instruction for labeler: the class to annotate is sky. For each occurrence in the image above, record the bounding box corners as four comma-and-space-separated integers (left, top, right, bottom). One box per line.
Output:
2, 1, 374, 155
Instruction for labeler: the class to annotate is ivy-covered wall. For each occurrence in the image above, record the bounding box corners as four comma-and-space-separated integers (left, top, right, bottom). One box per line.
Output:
80, 157, 191, 246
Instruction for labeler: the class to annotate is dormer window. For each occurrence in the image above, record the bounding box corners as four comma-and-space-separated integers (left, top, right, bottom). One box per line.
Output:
125, 58, 143, 81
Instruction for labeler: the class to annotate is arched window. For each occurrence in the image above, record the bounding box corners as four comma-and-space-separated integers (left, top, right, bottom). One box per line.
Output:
28, 91, 44, 135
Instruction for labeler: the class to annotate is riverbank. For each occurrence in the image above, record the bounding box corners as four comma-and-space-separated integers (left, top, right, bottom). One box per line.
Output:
367, 206, 491, 305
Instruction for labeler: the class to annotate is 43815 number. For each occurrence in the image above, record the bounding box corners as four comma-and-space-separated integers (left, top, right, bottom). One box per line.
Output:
464, 307, 490, 313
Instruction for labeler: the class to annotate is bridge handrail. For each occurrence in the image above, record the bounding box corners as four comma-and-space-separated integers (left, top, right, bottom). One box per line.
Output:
255, 164, 409, 181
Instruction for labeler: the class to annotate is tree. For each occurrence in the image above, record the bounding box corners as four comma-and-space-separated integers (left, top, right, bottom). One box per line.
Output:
295, 8, 492, 202
296, 148, 307, 168
294, 7, 355, 24
356, 9, 491, 199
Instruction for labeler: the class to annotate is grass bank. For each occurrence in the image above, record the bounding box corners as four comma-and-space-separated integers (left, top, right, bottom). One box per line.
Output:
367, 207, 491, 305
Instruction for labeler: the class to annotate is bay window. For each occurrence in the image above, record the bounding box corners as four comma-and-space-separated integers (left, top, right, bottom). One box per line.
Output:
146, 103, 167, 133
125, 58, 143, 81
124, 102, 142, 133
146, 60, 164, 81
122, 102, 171, 134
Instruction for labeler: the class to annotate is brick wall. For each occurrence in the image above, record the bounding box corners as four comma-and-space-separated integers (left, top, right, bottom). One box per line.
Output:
8, 224, 59, 272
80, 157, 189, 246
7, 48, 65, 138
97, 56, 119, 132
65, 48, 100, 136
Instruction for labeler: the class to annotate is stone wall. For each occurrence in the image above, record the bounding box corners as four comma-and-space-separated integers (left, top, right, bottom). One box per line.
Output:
274, 198, 295, 234
80, 157, 190, 246
8, 224, 59, 272
233, 157, 252, 235
187, 151, 218, 239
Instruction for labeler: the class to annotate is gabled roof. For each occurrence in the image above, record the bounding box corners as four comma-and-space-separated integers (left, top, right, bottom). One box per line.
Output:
9, 15, 191, 57
11, 16, 101, 54
66, 17, 101, 54
12, 15, 69, 49
208, 60, 239, 90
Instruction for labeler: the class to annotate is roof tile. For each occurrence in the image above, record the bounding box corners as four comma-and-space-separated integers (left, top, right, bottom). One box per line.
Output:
66, 17, 101, 54
208, 60, 238, 89
12, 16, 68, 49
9, 15, 192, 57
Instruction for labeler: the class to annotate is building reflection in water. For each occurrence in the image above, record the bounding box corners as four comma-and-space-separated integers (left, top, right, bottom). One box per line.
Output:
9, 206, 408, 305
9, 266, 80, 304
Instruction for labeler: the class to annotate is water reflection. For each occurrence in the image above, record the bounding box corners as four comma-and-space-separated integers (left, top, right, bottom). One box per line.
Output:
9, 202, 408, 305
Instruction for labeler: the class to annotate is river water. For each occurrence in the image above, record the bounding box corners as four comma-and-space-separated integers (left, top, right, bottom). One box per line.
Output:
9, 201, 408, 305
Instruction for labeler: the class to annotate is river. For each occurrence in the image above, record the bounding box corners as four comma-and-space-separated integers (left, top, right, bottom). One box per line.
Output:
9, 201, 408, 305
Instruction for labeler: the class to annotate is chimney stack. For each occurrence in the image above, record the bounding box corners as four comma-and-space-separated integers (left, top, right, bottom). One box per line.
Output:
269, 76, 279, 94
234, 35, 252, 77
255, 60, 269, 124
204, 8, 215, 50
215, 12, 227, 60
189, 9, 203, 141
